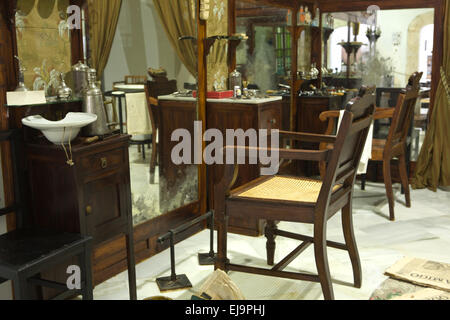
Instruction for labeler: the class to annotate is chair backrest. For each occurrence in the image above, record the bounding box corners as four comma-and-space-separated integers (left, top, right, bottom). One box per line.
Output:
317, 87, 376, 210
373, 88, 403, 139
0, 130, 27, 228
385, 72, 422, 150
376, 88, 402, 109
144, 78, 178, 130
146, 77, 178, 99
144, 81, 160, 133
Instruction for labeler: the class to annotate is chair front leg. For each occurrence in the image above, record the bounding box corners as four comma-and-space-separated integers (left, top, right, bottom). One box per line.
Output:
314, 216, 334, 300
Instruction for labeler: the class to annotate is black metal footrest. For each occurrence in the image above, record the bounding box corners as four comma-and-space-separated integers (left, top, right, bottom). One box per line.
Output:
198, 252, 217, 266
156, 211, 215, 292
156, 274, 192, 292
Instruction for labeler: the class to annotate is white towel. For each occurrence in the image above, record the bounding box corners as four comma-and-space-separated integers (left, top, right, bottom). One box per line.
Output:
337, 110, 373, 175
125, 92, 152, 136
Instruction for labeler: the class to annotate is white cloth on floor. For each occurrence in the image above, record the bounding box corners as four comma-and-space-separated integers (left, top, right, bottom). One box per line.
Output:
337, 110, 373, 174
125, 92, 152, 136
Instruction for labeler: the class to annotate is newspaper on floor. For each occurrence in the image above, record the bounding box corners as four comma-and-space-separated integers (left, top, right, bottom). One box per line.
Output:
385, 257, 450, 292
194, 269, 246, 300
392, 288, 450, 300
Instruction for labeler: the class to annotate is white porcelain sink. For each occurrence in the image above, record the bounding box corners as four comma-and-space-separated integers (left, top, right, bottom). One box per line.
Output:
22, 112, 98, 144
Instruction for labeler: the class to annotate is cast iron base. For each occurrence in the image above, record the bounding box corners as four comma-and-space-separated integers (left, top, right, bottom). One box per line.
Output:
156, 274, 192, 292
198, 252, 217, 266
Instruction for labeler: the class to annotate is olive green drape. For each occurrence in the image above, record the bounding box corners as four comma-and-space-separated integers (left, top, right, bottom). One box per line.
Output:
87, 0, 122, 79
153, 0, 198, 77
412, 0, 450, 191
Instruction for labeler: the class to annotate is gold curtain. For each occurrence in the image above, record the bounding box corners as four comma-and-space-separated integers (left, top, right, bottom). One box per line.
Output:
152, 0, 198, 77
207, 0, 229, 91
412, 0, 450, 191
207, 41, 228, 91
87, 0, 122, 78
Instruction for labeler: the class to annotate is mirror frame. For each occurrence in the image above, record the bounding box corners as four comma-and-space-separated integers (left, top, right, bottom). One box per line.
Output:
229, 0, 321, 132
319, 0, 445, 118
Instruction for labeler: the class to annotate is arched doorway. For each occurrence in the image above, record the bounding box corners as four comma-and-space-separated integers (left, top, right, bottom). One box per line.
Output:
406, 11, 434, 85
418, 24, 434, 84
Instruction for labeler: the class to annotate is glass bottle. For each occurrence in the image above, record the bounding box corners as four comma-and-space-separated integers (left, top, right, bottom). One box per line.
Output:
305, 7, 312, 25
312, 8, 320, 27
229, 69, 242, 96
298, 6, 305, 26
326, 14, 333, 29
286, 9, 292, 26
14, 56, 28, 92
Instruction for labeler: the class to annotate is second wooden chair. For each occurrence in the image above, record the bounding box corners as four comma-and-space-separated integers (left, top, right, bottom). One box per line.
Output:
320, 72, 422, 221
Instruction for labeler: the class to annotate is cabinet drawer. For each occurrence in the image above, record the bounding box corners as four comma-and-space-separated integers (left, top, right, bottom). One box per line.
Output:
79, 148, 125, 173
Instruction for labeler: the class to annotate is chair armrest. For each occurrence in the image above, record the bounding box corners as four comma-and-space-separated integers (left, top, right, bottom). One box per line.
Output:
223, 145, 331, 162
148, 97, 158, 106
319, 110, 341, 122
374, 107, 395, 120
279, 130, 337, 144
319, 110, 342, 136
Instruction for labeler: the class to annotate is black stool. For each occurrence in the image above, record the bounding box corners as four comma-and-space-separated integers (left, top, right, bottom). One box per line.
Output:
0, 129, 94, 300
0, 229, 93, 300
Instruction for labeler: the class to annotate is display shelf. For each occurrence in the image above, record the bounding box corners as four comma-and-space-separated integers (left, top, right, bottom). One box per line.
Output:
206, 34, 248, 56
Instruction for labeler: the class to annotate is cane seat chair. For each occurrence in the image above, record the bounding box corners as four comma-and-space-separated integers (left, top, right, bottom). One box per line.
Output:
319, 72, 422, 221
214, 87, 376, 300
0, 130, 93, 300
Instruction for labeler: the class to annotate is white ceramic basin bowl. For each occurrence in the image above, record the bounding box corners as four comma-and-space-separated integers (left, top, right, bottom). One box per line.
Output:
22, 112, 98, 145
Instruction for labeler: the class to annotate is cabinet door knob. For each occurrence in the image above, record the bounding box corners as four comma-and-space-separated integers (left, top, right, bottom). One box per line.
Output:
101, 157, 108, 169
270, 118, 277, 124
86, 205, 93, 216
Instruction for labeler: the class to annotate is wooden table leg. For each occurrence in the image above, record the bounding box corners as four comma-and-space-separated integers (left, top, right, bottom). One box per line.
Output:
126, 227, 137, 300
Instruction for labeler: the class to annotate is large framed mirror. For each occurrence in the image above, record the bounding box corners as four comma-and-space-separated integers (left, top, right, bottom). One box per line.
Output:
85, 0, 203, 279
103, 0, 201, 242
102, 0, 199, 226
321, 7, 435, 165
235, 1, 291, 94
